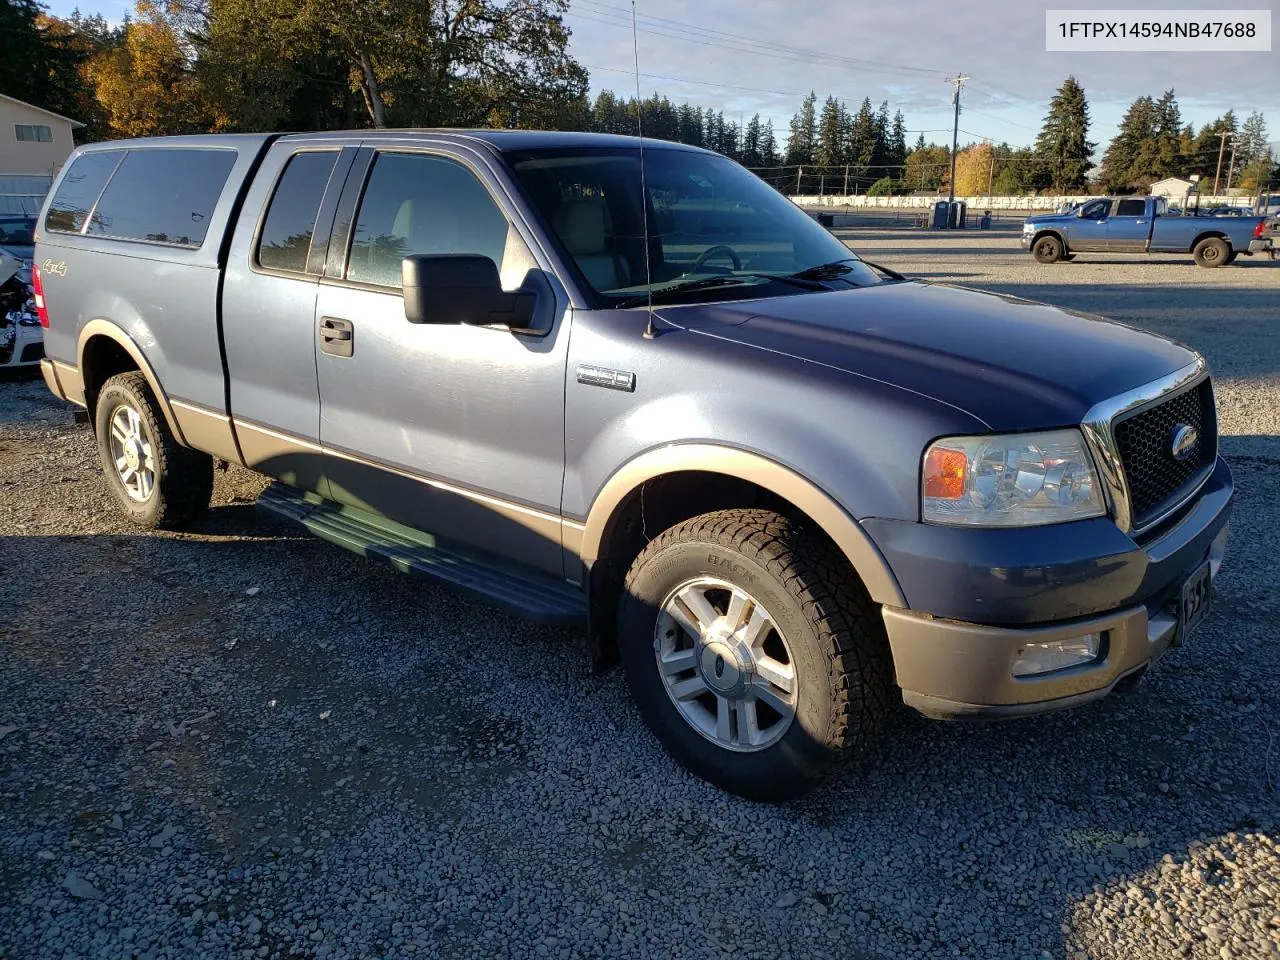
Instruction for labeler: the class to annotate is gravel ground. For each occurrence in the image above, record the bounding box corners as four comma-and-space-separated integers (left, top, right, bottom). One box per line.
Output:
2, 234, 1279, 960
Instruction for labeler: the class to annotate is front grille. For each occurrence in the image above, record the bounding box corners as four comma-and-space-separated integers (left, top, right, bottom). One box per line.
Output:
1113, 378, 1216, 529
19, 342, 44, 363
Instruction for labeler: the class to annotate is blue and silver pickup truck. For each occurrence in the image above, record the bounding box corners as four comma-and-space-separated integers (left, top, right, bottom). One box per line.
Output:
1022, 195, 1272, 267
34, 131, 1232, 799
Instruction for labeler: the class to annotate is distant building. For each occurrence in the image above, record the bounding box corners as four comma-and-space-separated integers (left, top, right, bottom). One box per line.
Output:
0, 94, 84, 215
1149, 177, 1197, 201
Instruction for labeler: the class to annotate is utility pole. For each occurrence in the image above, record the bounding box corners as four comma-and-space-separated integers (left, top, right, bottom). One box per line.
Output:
1212, 132, 1233, 196
946, 74, 970, 215
985, 138, 995, 196
1224, 139, 1239, 196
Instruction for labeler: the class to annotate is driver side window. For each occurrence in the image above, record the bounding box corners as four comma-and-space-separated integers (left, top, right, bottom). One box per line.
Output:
1081, 199, 1110, 220
347, 153, 511, 288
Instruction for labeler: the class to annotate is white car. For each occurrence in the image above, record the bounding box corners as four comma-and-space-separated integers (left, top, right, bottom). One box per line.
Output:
0, 249, 42, 369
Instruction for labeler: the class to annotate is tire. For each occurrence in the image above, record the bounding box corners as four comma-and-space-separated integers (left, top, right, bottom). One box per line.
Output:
1223, 250, 1238, 265
1032, 234, 1064, 264
617, 509, 892, 801
1193, 237, 1229, 268
94, 371, 213, 529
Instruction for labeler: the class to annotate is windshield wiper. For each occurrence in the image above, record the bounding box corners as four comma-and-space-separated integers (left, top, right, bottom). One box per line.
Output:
787, 258, 858, 280
615, 275, 758, 309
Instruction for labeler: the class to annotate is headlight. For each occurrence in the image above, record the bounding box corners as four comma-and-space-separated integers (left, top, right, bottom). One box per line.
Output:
922, 428, 1105, 527
1022, 223, 1035, 233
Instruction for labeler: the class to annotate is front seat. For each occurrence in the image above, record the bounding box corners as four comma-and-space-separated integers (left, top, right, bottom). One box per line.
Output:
552, 198, 629, 292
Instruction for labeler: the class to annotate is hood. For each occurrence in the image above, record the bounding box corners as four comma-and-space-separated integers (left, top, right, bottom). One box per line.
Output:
655, 282, 1196, 431
1023, 212, 1074, 226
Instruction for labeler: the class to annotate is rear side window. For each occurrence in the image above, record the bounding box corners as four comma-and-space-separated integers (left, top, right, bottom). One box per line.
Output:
1115, 199, 1146, 217
257, 151, 338, 274
86, 149, 237, 247
45, 151, 123, 234
346, 153, 510, 288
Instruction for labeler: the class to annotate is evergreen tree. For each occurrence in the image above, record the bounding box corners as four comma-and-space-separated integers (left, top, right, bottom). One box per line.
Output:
1152, 90, 1183, 178
1034, 76, 1095, 191
1188, 110, 1238, 180
1236, 112, 1271, 191
870, 100, 891, 174
887, 111, 908, 170
741, 113, 763, 167
759, 119, 779, 170
1101, 95, 1156, 190
814, 95, 846, 169
846, 97, 879, 185
786, 92, 817, 166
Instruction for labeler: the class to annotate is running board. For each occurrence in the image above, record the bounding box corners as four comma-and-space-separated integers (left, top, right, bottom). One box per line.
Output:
256, 483, 586, 625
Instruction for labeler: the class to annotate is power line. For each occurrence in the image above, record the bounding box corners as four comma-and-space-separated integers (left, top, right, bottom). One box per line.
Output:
567, 0, 955, 84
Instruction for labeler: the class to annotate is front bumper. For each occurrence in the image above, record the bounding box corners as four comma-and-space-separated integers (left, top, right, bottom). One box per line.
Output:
870, 455, 1233, 719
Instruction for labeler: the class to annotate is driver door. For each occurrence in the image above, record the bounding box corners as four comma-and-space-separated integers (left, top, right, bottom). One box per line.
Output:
313, 147, 571, 576
1065, 198, 1110, 252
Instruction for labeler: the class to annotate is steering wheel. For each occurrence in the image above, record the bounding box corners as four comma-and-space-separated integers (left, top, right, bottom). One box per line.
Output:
690, 244, 742, 273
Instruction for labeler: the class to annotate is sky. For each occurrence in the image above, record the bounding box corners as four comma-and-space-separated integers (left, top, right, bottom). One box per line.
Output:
44, 0, 1280, 158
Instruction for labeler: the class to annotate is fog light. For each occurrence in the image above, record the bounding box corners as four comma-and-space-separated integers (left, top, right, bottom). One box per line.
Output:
1011, 634, 1100, 677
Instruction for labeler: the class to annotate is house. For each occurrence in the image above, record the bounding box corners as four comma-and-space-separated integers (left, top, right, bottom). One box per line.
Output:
0, 94, 84, 215
1148, 177, 1197, 201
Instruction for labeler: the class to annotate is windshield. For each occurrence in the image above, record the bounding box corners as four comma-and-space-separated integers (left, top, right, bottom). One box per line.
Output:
0, 217, 36, 248
504, 146, 881, 307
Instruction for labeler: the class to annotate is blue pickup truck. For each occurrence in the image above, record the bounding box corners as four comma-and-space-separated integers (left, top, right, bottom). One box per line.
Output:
1022, 196, 1272, 267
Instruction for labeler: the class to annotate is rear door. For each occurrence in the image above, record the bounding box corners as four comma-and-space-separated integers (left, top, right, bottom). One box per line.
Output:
222, 140, 356, 492
1106, 198, 1152, 252
313, 144, 571, 576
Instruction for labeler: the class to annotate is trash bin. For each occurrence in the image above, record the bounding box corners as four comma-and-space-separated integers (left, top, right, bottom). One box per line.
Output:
932, 201, 950, 229
979, 211, 992, 230
817, 213, 834, 228
949, 200, 967, 229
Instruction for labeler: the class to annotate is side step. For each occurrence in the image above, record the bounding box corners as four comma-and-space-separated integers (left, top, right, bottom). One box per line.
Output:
256, 483, 587, 626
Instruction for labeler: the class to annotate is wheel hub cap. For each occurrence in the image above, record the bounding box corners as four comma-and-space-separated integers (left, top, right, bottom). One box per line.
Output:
654, 577, 797, 753
699, 635, 749, 697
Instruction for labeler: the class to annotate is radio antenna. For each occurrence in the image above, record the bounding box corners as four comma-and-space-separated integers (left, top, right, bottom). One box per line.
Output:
631, 0, 656, 339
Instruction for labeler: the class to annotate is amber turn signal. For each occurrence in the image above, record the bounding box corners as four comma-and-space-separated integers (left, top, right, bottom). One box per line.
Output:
923, 446, 967, 499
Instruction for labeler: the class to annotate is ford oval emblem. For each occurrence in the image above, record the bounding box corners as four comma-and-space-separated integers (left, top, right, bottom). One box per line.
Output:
714, 655, 725, 679
1169, 424, 1198, 461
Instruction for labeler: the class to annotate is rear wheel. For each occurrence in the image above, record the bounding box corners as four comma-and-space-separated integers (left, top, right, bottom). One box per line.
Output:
1032, 234, 1065, 264
94, 371, 213, 529
1223, 250, 1238, 265
1193, 237, 1229, 267
617, 509, 891, 801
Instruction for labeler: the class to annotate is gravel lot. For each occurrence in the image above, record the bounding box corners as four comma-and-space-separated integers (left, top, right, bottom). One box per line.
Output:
2, 230, 1279, 960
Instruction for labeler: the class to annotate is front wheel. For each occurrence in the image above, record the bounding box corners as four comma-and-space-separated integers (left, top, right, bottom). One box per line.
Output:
94, 371, 213, 529
618, 509, 891, 801
1032, 234, 1065, 264
1193, 237, 1229, 267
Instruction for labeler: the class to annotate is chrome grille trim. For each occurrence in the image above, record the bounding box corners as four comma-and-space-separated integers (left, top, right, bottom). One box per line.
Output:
1080, 357, 1211, 535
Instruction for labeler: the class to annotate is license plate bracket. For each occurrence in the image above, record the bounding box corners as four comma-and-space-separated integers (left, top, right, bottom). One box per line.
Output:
1176, 560, 1212, 644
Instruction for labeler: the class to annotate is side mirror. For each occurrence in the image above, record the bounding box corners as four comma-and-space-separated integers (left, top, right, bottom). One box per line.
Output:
402, 254, 536, 328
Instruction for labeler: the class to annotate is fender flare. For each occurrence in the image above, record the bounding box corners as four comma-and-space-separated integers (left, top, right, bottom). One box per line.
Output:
1189, 230, 1229, 253
1031, 229, 1068, 252
578, 443, 906, 607
76, 319, 188, 445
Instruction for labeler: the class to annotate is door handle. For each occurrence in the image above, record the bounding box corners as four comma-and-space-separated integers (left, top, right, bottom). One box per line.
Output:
319, 317, 353, 358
